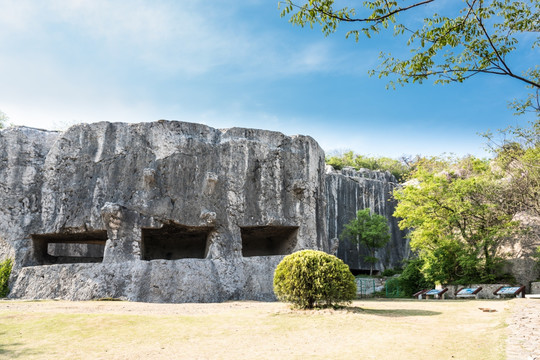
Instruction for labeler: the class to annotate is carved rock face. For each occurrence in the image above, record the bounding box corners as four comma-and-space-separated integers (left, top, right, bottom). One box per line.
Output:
325, 166, 410, 273
1, 121, 328, 302
38, 121, 327, 260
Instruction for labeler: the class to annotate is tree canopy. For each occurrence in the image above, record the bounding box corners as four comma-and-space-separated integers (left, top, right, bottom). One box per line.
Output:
280, 0, 540, 115
393, 156, 521, 284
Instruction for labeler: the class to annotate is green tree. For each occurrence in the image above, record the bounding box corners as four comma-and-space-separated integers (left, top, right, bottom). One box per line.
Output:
397, 258, 433, 297
393, 156, 520, 284
340, 208, 391, 275
280, 0, 540, 115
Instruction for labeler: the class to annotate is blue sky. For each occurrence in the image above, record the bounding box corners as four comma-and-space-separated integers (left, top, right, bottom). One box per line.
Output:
0, 0, 536, 158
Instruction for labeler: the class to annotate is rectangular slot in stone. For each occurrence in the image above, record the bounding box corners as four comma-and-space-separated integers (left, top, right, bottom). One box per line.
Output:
31, 231, 107, 265
241, 226, 298, 257
141, 224, 213, 260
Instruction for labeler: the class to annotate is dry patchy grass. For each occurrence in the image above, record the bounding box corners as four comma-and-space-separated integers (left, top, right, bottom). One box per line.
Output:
0, 299, 511, 360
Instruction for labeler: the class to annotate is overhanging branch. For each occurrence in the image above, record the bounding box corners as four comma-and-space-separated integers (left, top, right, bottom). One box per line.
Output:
310, 0, 435, 23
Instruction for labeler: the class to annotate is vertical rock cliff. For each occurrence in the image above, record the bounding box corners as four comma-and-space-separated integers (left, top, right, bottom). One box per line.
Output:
325, 166, 410, 273
0, 127, 59, 267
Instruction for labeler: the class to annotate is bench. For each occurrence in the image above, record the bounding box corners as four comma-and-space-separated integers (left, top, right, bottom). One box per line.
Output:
525, 294, 540, 299
413, 289, 429, 299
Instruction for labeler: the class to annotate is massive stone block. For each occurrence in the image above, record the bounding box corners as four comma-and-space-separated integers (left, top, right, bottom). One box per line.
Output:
2, 121, 328, 302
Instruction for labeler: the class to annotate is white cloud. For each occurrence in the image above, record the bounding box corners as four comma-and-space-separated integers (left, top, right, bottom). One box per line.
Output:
48, 0, 172, 43
0, 0, 383, 142
289, 42, 333, 72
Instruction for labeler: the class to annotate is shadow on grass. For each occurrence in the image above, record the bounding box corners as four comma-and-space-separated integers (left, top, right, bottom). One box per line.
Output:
0, 331, 44, 358
344, 307, 441, 317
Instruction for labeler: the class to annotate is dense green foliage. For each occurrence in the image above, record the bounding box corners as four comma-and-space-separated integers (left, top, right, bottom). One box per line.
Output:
397, 259, 433, 297
381, 267, 402, 277
383, 277, 401, 297
326, 151, 412, 182
0, 258, 13, 298
390, 123, 539, 286
394, 156, 520, 284
273, 250, 356, 309
340, 209, 391, 275
280, 0, 540, 115
383, 259, 433, 298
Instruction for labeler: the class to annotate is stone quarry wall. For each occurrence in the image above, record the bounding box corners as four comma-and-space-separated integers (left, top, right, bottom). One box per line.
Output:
1, 121, 328, 302
325, 166, 409, 273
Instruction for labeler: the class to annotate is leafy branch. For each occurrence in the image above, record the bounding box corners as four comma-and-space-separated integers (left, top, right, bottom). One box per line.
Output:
280, 0, 540, 115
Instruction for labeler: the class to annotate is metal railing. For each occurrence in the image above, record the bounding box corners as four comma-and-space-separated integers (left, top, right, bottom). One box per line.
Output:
355, 277, 377, 297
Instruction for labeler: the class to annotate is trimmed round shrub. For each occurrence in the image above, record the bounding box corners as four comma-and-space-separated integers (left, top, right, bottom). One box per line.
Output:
273, 250, 356, 309
0, 258, 13, 298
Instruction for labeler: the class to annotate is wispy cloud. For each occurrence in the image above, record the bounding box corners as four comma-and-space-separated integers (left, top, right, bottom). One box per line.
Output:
0, 0, 515, 158
0, 0, 366, 77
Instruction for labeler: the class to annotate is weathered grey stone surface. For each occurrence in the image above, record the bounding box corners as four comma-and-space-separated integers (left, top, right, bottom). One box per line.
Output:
9, 257, 282, 302
0, 126, 59, 269
325, 165, 409, 273
1, 121, 327, 302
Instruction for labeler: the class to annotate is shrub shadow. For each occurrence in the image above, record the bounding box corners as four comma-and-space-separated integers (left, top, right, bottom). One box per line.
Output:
344, 307, 441, 317
0, 331, 44, 358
